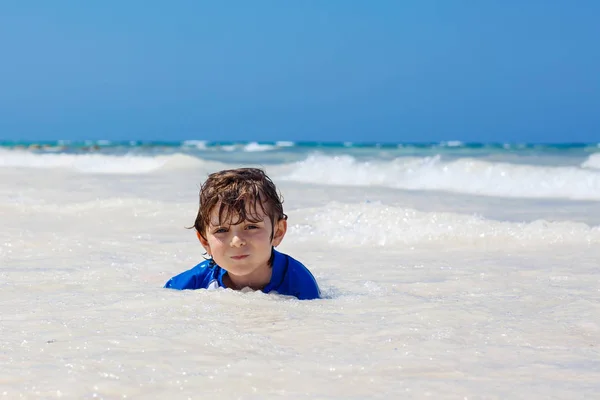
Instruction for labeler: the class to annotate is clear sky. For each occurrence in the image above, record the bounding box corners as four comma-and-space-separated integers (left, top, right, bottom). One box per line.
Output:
1, 1, 598, 143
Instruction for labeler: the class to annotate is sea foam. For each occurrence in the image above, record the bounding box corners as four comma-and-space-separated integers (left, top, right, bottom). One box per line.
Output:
581, 153, 600, 170
288, 202, 600, 248
0, 150, 203, 174
243, 142, 277, 152
278, 154, 600, 200
3, 149, 600, 200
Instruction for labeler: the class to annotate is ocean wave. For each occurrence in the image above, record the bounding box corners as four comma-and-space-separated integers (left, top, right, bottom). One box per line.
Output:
243, 142, 277, 152
440, 140, 464, 147
581, 153, 600, 170
18, 197, 170, 213
277, 154, 600, 200
0, 150, 204, 174
3, 149, 600, 200
288, 202, 600, 247
182, 140, 208, 150
275, 141, 295, 147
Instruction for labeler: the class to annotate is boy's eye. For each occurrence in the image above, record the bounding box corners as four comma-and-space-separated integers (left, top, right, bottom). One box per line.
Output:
214, 227, 228, 234
246, 225, 259, 230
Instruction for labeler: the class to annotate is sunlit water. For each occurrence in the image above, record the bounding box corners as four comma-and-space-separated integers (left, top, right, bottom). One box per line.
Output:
1, 143, 599, 399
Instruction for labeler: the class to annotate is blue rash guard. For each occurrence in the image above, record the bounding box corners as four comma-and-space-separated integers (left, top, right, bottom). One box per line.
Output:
164, 249, 320, 300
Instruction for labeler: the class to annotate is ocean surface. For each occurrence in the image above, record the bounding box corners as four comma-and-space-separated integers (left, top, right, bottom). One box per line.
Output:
1, 140, 600, 399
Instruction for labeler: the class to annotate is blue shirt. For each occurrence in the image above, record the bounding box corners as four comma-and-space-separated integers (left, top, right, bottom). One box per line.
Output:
164, 249, 320, 300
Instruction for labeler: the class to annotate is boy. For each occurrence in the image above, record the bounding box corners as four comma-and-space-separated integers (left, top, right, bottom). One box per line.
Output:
164, 168, 320, 300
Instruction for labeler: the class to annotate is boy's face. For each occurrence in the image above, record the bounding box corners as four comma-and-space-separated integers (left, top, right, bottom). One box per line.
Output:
197, 203, 287, 283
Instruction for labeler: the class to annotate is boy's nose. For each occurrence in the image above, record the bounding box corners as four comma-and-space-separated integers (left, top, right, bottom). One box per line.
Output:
230, 234, 246, 247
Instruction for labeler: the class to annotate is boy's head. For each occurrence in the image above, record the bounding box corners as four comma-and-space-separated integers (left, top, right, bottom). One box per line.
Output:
194, 168, 287, 242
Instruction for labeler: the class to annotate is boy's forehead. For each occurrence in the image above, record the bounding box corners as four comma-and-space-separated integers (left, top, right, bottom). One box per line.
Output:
208, 202, 269, 225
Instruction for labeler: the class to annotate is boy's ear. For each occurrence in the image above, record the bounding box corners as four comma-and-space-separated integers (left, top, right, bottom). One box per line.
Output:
271, 218, 287, 247
196, 230, 211, 254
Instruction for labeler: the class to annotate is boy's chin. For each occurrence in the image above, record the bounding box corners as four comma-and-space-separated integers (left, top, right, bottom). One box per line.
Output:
222, 261, 268, 276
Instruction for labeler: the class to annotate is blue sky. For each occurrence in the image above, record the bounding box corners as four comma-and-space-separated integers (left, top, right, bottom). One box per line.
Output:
0, 1, 598, 143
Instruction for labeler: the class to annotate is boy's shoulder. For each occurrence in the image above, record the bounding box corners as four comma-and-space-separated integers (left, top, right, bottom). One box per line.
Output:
164, 259, 223, 290
271, 250, 320, 300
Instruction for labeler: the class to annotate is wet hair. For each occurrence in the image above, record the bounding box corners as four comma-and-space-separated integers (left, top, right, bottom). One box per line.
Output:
193, 168, 287, 242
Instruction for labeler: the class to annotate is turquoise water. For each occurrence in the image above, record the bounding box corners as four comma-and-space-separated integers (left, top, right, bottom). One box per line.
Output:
1, 139, 598, 164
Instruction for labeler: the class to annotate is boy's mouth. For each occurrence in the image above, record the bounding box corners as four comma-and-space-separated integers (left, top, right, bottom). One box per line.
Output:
231, 255, 249, 260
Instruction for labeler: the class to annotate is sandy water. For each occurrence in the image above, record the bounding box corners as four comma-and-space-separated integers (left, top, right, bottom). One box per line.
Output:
1, 162, 600, 399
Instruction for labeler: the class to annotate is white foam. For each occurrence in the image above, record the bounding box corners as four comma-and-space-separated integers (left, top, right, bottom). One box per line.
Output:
581, 153, 600, 170
441, 140, 463, 147
22, 197, 168, 213
275, 141, 295, 147
243, 142, 277, 152
159, 153, 207, 170
278, 153, 600, 200
182, 140, 208, 150
0, 149, 203, 174
289, 202, 600, 248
